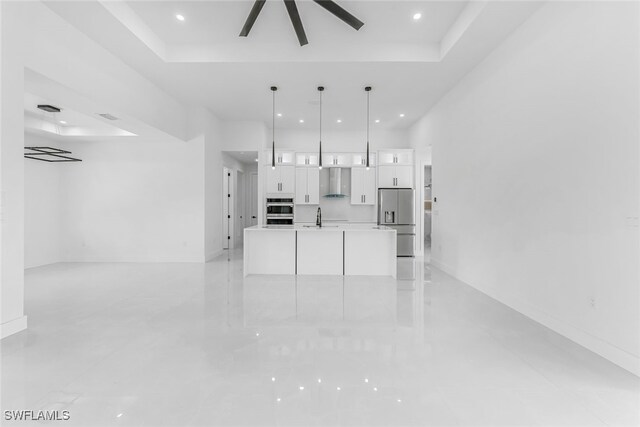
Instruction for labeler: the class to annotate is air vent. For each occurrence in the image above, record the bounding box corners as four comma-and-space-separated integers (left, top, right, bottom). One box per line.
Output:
37, 104, 61, 113
98, 113, 119, 121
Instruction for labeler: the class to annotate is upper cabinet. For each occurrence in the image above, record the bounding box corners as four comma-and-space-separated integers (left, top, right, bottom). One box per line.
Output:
351, 167, 376, 205
296, 153, 319, 167
378, 149, 413, 166
322, 153, 351, 167
266, 165, 295, 194
378, 165, 413, 188
265, 150, 295, 166
295, 167, 320, 205
352, 153, 377, 168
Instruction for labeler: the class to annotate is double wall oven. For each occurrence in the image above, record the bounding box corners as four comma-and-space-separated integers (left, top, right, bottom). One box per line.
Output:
266, 198, 294, 225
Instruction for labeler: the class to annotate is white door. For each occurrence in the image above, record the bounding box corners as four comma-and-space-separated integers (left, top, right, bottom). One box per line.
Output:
223, 168, 231, 249
249, 173, 258, 226
236, 171, 244, 245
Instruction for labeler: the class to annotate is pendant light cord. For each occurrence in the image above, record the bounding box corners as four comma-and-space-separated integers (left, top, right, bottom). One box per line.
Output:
366, 90, 370, 143
272, 90, 275, 142
319, 90, 322, 142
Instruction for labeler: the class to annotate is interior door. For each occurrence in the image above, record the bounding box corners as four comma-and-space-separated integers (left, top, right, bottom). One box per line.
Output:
249, 173, 258, 226
236, 171, 244, 244
223, 168, 230, 249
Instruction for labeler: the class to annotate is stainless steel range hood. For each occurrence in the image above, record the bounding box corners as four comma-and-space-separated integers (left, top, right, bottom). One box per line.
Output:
324, 168, 346, 198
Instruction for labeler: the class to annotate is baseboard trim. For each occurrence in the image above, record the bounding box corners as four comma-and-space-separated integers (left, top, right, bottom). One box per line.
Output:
1, 316, 27, 339
429, 258, 640, 377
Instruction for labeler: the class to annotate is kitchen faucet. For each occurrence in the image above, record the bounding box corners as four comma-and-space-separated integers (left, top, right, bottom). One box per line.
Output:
316, 207, 322, 228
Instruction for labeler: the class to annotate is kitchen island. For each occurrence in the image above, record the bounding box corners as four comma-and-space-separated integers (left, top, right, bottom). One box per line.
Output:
244, 224, 396, 277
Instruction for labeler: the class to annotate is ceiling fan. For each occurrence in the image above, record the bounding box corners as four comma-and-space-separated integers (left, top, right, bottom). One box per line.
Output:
239, 0, 364, 46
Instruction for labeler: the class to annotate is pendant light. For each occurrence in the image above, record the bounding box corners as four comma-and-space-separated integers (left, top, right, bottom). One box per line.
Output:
318, 86, 324, 170
365, 86, 372, 170
271, 86, 277, 170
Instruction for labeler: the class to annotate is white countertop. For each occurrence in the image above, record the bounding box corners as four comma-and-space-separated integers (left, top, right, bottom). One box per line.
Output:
246, 224, 395, 232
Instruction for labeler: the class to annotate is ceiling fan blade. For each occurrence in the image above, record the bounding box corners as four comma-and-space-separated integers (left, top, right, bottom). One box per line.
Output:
313, 0, 364, 31
239, 0, 267, 37
283, 0, 308, 46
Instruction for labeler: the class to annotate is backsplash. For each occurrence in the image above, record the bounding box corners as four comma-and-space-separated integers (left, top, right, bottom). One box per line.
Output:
295, 168, 376, 223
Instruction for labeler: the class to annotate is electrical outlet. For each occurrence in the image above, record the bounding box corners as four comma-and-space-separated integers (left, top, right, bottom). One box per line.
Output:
589, 297, 596, 309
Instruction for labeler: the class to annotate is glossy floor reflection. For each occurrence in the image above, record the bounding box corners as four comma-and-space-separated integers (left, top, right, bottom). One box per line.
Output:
3, 251, 639, 426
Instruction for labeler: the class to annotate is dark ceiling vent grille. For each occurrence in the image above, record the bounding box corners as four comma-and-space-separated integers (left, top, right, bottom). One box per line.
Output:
98, 113, 119, 121
37, 104, 61, 113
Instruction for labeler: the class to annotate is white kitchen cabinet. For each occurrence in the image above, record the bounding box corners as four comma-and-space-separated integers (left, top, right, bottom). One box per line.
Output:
267, 165, 295, 194
352, 153, 377, 167
378, 149, 413, 166
378, 165, 413, 188
322, 153, 351, 167
265, 151, 295, 166
296, 153, 319, 167
351, 167, 376, 205
295, 167, 320, 204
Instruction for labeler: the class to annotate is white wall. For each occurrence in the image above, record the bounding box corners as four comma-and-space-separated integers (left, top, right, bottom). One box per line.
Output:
2, 0, 196, 338
59, 137, 205, 262
1, 1, 27, 337
24, 133, 64, 268
272, 128, 409, 152
418, 1, 639, 375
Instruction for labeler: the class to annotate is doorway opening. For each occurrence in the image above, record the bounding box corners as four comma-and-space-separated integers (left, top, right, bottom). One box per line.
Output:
424, 165, 432, 262
222, 151, 259, 250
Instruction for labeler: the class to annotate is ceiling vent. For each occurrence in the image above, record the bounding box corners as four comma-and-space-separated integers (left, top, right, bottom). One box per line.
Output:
37, 104, 61, 113
98, 113, 119, 121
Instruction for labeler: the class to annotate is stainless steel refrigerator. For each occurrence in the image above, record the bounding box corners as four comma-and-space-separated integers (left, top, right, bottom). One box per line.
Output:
378, 189, 415, 257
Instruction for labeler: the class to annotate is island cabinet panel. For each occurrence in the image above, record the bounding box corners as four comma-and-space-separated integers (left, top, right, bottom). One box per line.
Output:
344, 230, 397, 277
296, 230, 343, 275
244, 229, 296, 275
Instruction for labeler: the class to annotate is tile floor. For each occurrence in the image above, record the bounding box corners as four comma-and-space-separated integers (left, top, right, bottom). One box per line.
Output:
2, 250, 639, 426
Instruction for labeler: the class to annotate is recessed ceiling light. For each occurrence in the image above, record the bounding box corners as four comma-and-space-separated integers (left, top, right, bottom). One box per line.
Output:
299, 119, 304, 123
176, 14, 185, 21
399, 113, 405, 118
413, 13, 422, 20
336, 119, 342, 123
277, 113, 282, 117
59, 120, 67, 124
375, 119, 380, 123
